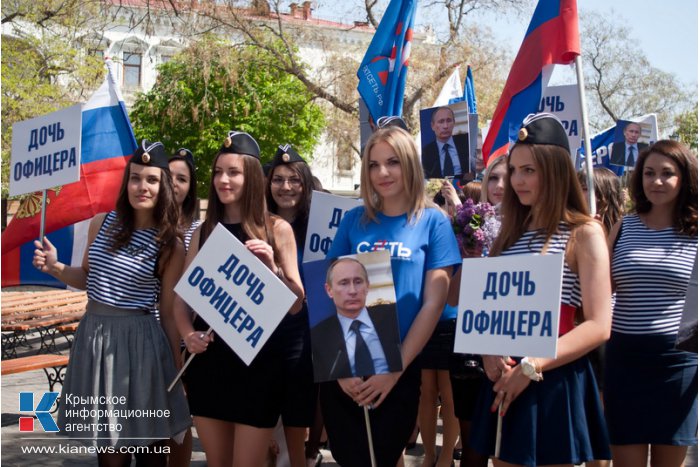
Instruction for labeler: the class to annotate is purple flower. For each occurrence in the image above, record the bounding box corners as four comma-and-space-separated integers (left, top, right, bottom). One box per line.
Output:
452, 199, 501, 257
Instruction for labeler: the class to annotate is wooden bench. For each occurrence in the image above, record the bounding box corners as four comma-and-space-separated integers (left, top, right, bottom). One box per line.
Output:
56, 322, 80, 346
1, 291, 87, 358
1, 290, 76, 307
2, 354, 70, 410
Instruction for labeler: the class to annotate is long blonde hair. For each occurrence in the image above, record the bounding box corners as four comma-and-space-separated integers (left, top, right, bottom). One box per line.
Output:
360, 126, 432, 224
480, 155, 507, 203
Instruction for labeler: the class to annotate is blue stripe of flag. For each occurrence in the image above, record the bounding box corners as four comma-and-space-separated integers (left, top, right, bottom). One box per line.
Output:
525, 0, 562, 36
81, 103, 137, 164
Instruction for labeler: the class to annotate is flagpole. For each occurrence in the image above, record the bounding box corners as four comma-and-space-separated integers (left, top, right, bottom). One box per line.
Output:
39, 190, 48, 241
363, 405, 377, 467
574, 55, 597, 215
495, 401, 504, 458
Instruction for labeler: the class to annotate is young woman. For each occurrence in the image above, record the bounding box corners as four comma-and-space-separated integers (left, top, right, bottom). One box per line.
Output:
480, 154, 507, 206
604, 140, 697, 467
577, 166, 625, 235
170, 148, 203, 249
470, 114, 612, 466
264, 144, 318, 467
575, 166, 625, 467
323, 125, 461, 466
173, 131, 304, 467
33, 140, 190, 467
417, 288, 461, 467
447, 158, 509, 467
167, 147, 201, 467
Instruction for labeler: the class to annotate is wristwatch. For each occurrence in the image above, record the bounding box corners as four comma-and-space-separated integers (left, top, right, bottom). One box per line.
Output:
520, 357, 543, 382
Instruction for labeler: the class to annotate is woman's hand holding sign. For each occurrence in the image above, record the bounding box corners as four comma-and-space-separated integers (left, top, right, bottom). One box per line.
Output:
337, 377, 364, 399
338, 372, 402, 410
245, 239, 276, 270
355, 372, 402, 409
490, 360, 535, 416
482, 355, 515, 382
185, 330, 212, 354
33, 237, 59, 274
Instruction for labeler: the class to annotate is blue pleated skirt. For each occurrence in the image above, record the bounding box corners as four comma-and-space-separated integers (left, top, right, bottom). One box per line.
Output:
470, 356, 611, 466
604, 332, 698, 445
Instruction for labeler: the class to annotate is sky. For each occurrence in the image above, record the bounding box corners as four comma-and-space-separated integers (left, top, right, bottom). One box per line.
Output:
313, 0, 699, 89
581, 0, 697, 87
471, 0, 699, 88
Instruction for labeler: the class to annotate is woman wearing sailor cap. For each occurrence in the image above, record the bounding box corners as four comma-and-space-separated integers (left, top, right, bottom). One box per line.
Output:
173, 131, 304, 467
470, 114, 612, 467
33, 140, 191, 466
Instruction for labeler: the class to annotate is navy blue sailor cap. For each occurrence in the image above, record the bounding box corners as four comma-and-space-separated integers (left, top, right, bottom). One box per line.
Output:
220, 131, 260, 159
514, 113, 570, 152
132, 140, 169, 169
270, 144, 305, 170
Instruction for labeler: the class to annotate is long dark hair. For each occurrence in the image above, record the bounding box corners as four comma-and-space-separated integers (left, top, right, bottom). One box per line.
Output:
577, 167, 624, 234
112, 162, 180, 274
265, 161, 314, 247
630, 140, 698, 236
491, 143, 591, 256
169, 154, 198, 227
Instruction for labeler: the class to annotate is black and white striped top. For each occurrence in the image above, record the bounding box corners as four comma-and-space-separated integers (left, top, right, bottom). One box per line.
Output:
612, 215, 697, 335
184, 219, 202, 252
87, 211, 160, 311
500, 223, 582, 308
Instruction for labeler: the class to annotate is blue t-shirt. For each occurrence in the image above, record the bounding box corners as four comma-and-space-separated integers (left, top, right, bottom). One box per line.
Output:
327, 206, 461, 339
441, 304, 458, 321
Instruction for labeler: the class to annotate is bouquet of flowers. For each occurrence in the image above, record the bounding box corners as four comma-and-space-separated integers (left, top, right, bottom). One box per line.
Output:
453, 199, 500, 257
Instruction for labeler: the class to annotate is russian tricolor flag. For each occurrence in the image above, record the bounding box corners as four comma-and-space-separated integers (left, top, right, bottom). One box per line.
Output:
1, 60, 137, 287
482, 0, 580, 164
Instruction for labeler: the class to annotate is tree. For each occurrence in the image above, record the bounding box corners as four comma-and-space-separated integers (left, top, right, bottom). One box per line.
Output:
673, 104, 698, 151
164, 0, 524, 157
129, 35, 325, 197
1, 0, 108, 198
580, 9, 693, 134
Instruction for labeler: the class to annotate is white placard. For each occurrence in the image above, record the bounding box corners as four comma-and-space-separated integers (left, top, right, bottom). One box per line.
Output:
10, 104, 82, 196
454, 254, 564, 358
175, 223, 297, 365
303, 191, 363, 263
540, 84, 582, 157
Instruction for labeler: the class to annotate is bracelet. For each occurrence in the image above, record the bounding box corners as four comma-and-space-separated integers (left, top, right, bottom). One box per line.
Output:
521, 357, 544, 382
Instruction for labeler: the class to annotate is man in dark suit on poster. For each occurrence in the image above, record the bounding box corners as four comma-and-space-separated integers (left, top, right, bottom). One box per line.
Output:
421, 106, 471, 179
610, 121, 649, 168
311, 257, 402, 382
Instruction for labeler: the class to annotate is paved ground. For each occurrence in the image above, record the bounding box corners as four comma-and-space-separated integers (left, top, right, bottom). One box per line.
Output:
2, 331, 697, 466
0, 331, 444, 466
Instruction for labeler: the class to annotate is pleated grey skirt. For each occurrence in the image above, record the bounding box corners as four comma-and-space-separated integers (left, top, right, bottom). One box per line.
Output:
57, 300, 191, 447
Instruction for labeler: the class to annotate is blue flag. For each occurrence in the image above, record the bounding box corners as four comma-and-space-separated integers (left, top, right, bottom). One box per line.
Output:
577, 126, 625, 176
449, 65, 478, 111
464, 66, 478, 114
357, 0, 417, 123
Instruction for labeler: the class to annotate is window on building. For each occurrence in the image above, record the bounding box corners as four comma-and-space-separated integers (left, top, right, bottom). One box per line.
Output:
89, 49, 105, 60
123, 52, 142, 87
161, 54, 173, 64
